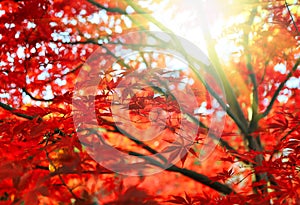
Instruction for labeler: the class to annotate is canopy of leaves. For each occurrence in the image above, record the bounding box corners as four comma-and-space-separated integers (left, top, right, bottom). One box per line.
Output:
0, 0, 299, 204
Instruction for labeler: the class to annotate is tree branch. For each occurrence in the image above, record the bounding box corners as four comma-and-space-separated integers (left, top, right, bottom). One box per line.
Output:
259, 58, 300, 119
22, 88, 53, 102
243, 4, 260, 132
285, 0, 300, 35
87, 0, 127, 14
241, 5, 269, 193
98, 117, 168, 164
128, 151, 234, 195
0, 101, 36, 120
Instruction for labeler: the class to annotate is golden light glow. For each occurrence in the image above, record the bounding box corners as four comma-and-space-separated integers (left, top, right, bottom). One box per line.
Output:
149, 0, 248, 63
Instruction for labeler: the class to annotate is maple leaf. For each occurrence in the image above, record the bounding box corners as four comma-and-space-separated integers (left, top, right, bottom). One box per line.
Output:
167, 192, 194, 205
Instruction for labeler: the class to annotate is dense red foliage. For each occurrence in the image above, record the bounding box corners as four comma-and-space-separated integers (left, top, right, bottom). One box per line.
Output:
0, 0, 299, 204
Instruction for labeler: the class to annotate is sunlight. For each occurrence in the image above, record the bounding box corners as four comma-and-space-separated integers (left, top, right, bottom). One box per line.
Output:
148, 0, 245, 63
149, 1, 208, 55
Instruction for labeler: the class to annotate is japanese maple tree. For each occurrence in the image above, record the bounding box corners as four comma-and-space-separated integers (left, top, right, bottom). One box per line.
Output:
0, 0, 299, 204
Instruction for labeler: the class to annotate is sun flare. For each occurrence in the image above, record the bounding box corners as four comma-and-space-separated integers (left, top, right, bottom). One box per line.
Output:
148, 0, 247, 63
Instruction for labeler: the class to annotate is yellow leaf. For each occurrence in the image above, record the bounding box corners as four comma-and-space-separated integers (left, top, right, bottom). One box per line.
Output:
49, 164, 55, 172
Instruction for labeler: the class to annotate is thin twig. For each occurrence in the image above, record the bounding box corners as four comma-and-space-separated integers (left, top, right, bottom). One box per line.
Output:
259, 58, 300, 119
22, 88, 53, 102
285, 0, 300, 35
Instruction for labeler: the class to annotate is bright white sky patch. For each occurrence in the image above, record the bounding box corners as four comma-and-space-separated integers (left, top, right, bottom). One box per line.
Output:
27, 22, 36, 29
0, 10, 5, 17
274, 63, 286, 74
126, 6, 135, 14
15, 31, 20, 39
286, 77, 300, 89
41, 85, 54, 100
17, 47, 25, 59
